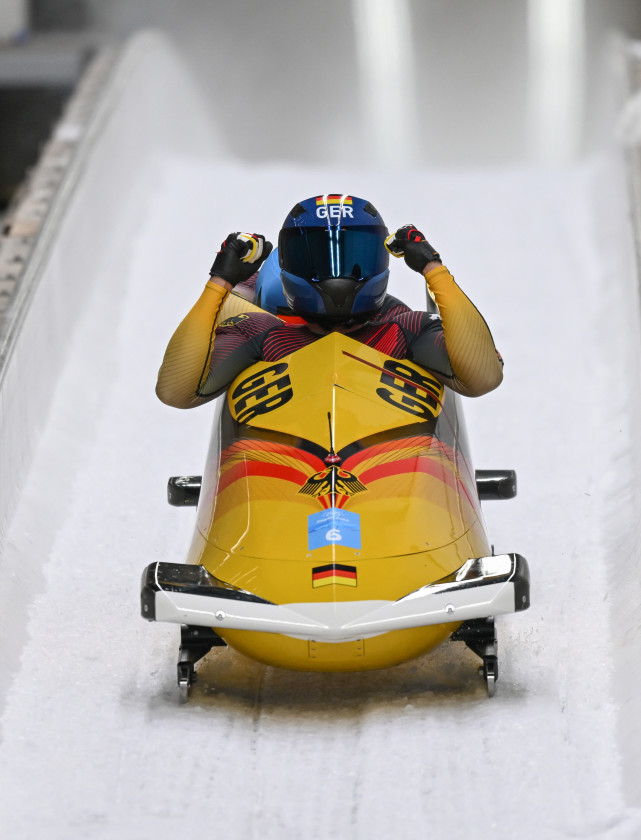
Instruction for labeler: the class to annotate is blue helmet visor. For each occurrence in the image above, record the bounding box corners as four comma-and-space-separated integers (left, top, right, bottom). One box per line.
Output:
279, 226, 388, 282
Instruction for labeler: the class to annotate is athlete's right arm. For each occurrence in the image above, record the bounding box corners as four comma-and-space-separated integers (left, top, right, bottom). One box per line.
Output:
155, 233, 272, 409
156, 280, 231, 408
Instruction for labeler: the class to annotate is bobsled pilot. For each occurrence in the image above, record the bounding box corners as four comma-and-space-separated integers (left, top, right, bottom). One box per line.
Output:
156, 194, 503, 409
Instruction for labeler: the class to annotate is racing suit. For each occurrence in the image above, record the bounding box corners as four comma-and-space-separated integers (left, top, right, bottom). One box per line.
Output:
156, 265, 503, 409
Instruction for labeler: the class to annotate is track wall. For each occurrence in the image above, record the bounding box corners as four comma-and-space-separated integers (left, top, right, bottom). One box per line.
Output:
609, 39, 641, 807
0, 31, 218, 564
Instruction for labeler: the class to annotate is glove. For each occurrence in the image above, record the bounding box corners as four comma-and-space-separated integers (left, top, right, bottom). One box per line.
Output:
384, 225, 441, 274
209, 232, 273, 287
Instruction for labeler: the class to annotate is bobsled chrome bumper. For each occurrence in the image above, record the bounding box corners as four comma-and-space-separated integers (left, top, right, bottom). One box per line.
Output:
141, 554, 529, 643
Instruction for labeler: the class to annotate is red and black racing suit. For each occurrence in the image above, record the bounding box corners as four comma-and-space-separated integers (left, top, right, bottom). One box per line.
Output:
156, 265, 503, 409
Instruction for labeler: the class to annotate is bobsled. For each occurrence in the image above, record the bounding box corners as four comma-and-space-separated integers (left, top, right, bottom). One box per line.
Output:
141, 316, 529, 699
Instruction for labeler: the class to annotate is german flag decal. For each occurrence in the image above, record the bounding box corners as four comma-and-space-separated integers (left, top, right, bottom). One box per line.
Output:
316, 195, 353, 205
312, 563, 357, 588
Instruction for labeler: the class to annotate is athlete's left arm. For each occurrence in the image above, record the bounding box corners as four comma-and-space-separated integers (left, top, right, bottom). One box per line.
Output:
386, 226, 503, 397
418, 264, 503, 397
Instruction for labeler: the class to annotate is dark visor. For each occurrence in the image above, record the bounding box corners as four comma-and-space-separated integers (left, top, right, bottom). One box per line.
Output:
279, 226, 388, 281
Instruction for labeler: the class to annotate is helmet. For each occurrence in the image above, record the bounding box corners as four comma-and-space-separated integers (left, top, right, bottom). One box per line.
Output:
255, 248, 308, 324
278, 194, 389, 323
255, 247, 288, 313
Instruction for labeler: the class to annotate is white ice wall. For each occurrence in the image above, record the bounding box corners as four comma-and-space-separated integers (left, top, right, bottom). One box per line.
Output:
606, 48, 641, 805
0, 31, 218, 661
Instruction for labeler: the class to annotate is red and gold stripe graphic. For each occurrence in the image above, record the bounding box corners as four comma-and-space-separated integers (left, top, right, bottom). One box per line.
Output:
214, 434, 478, 516
218, 441, 324, 495
342, 436, 479, 515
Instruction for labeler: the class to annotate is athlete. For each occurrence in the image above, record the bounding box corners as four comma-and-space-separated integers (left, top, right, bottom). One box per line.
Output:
156, 194, 503, 409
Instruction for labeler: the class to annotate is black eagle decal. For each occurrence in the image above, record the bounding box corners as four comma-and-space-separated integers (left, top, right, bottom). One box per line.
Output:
299, 466, 367, 499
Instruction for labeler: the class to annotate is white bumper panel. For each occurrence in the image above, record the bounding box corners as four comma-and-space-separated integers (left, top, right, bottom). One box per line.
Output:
142, 554, 530, 643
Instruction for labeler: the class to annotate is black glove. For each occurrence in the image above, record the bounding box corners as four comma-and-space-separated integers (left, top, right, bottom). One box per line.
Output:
384, 225, 441, 274
209, 232, 273, 287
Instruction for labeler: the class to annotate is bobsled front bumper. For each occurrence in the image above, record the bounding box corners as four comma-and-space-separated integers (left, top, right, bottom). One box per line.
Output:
141, 554, 529, 643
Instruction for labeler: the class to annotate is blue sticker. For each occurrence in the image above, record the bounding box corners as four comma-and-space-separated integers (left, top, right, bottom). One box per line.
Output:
308, 509, 361, 551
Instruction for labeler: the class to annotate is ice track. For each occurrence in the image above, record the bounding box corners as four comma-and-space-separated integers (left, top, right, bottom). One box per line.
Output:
1, 37, 641, 840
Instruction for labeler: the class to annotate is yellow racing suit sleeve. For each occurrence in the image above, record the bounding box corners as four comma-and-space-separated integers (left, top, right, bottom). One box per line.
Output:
155, 281, 230, 409
424, 265, 503, 397
218, 292, 266, 320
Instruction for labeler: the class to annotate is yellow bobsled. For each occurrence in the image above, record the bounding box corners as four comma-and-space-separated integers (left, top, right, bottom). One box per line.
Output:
141, 331, 529, 698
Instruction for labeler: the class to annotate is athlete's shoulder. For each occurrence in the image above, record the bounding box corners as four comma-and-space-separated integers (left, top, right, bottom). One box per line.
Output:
217, 311, 280, 332
392, 309, 442, 334
369, 294, 411, 322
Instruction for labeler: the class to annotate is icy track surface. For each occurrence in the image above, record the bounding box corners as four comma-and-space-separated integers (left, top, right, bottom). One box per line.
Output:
1, 157, 641, 840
